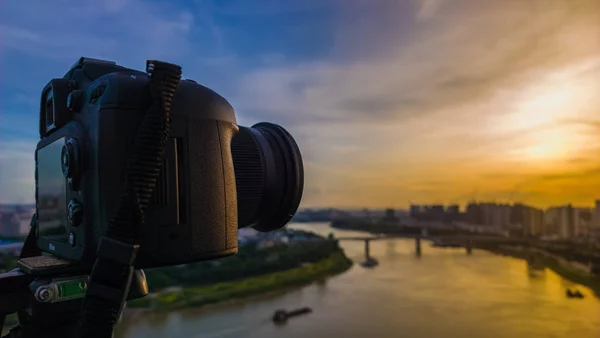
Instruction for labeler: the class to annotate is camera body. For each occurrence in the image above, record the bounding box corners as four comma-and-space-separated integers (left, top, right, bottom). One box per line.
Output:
35, 58, 242, 268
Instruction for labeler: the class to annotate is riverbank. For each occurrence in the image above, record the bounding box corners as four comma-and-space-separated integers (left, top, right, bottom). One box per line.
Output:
125, 250, 353, 313
480, 244, 600, 297
329, 221, 600, 296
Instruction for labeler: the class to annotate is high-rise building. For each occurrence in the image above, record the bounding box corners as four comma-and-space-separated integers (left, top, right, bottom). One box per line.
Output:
529, 207, 545, 236
409, 205, 420, 219
494, 204, 511, 228
445, 205, 460, 223
430, 205, 445, 222
510, 203, 544, 236
593, 200, 600, 228
545, 205, 575, 239
573, 207, 592, 238
480, 203, 494, 225
466, 202, 483, 225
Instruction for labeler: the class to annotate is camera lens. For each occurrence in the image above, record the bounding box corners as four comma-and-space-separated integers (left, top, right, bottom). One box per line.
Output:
231, 122, 304, 232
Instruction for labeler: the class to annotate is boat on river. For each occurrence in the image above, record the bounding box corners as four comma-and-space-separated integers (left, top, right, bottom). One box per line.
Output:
566, 289, 584, 299
272, 307, 313, 324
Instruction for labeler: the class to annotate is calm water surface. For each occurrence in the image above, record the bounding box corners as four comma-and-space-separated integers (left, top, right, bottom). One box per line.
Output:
115, 223, 600, 338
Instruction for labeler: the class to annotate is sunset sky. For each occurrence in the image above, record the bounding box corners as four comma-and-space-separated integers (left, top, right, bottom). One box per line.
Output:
1, 0, 599, 209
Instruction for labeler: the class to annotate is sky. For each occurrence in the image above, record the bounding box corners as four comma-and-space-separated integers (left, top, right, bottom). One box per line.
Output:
1, 0, 599, 209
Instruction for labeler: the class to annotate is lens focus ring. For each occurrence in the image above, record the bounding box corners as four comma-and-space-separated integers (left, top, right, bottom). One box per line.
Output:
231, 122, 304, 232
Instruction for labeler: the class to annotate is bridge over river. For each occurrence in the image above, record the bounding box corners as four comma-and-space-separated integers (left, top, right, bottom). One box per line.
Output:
335, 233, 538, 259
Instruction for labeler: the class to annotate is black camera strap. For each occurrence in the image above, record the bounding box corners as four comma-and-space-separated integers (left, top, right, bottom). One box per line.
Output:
20, 214, 42, 259
78, 61, 182, 338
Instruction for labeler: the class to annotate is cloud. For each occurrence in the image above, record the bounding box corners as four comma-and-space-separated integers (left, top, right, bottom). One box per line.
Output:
1, 0, 599, 208
230, 0, 600, 143
0, 0, 197, 66
416, 0, 443, 21
0, 0, 201, 203
229, 0, 600, 204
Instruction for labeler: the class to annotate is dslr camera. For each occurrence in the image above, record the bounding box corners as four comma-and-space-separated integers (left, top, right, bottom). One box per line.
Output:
34, 57, 304, 269
1, 57, 304, 338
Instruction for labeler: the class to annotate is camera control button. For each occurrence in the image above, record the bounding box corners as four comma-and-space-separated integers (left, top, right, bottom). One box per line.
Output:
67, 90, 84, 112
69, 232, 76, 247
61, 138, 81, 189
61, 144, 72, 177
68, 199, 83, 227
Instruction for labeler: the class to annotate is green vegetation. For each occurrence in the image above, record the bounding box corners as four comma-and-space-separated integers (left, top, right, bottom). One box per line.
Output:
142, 235, 342, 292
0, 254, 18, 273
127, 250, 353, 311
126, 231, 356, 311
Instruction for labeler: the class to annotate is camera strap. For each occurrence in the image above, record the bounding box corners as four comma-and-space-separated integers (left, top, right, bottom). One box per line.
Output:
78, 61, 182, 338
20, 214, 42, 259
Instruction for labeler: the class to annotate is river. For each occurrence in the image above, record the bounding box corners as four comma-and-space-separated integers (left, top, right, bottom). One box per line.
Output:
115, 223, 600, 338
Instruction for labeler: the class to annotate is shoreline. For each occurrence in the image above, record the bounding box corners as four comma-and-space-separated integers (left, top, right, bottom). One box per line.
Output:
124, 250, 353, 315
332, 223, 600, 297
478, 244, 600, 297
123, 282, 322, 320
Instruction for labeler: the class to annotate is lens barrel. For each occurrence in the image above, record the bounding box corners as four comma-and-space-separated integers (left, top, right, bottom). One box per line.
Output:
231, 122, 304, 232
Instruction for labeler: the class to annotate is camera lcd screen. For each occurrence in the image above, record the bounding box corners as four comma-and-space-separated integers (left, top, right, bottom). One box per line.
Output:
37, 138, 68, 241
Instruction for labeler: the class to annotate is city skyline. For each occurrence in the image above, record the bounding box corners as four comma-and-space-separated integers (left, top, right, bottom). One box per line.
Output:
1, 0, 600, 209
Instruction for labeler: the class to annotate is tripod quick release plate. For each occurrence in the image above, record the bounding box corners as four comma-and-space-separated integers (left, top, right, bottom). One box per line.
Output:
17, 256, 83, 277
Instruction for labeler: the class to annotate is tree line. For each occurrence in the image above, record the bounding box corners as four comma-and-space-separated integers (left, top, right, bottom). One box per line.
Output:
143, 237, 342, 292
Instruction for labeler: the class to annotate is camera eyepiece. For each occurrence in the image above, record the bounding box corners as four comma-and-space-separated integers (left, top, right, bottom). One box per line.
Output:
232, 123, 304, 232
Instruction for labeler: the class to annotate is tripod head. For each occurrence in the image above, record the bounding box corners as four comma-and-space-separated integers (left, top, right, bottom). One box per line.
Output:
0, 229, 148, 338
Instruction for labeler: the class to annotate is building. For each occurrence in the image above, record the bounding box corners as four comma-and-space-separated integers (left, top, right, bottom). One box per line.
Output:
545, 205, 575, 239
465, 202, 483, 225
573, 207, 592, 238
410, 205, 445, 223
593, 200, 600, 228
465, 202, 511, 228
409, 205, 420, 219
429, 205, 445, 223
492, 203, 511, 228
445, 205, 460, 223
524, 206, 544, 237
510, 203, 544, 237
384, 208, 396, 221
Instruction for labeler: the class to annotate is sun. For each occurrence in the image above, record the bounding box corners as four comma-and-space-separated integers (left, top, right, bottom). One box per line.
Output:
502, 62, 599, 164
511, 128, 570, 161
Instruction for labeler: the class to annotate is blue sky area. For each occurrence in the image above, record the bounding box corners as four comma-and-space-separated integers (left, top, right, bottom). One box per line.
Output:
0, 0, 343, 203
